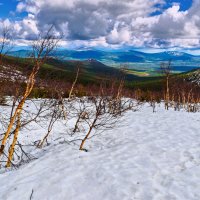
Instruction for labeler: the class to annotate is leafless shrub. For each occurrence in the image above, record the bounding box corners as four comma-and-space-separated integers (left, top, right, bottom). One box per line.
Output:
0, 25, 13, 64
37, 100, 61, 148
159, 60, 172, 110
75, 81, 138, 151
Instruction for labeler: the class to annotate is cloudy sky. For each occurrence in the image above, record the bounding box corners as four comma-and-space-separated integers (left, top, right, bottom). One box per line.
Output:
0, 0, 200, 52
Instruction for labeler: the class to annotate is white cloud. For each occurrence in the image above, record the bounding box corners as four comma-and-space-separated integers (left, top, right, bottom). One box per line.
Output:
13, 0, 163, 41
1, 0, 200, 49
106, 23, 131, 44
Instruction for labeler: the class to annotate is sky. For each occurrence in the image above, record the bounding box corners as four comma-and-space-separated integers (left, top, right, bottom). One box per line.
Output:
0, 0, 200, 53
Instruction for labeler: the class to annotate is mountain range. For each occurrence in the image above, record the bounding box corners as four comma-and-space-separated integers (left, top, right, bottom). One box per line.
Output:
8, 49, 200, 73
9, 49, 200, 61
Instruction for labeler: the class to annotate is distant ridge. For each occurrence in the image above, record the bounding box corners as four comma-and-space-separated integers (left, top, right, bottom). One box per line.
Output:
9, 49, 200, 61
8, 49, 200, 73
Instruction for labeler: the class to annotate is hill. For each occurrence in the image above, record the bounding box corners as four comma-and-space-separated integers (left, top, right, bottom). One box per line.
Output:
1, 55, 199, 98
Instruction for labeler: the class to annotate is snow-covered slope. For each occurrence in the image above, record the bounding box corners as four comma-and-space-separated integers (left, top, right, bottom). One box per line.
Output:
0, 104, 200, 200
188, 69, 200, 85
0, 65, 26, 82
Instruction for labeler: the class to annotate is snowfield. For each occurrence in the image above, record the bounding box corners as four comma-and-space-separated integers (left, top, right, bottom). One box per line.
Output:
0, 102, 200, 200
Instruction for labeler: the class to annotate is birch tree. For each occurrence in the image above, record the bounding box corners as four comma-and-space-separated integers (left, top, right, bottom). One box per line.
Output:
0, 27, 60, 167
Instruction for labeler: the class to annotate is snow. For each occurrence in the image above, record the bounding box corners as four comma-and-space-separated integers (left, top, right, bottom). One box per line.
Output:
0, 101, 200, 200
188, 69, 200, 85
0, 65, 26, 82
